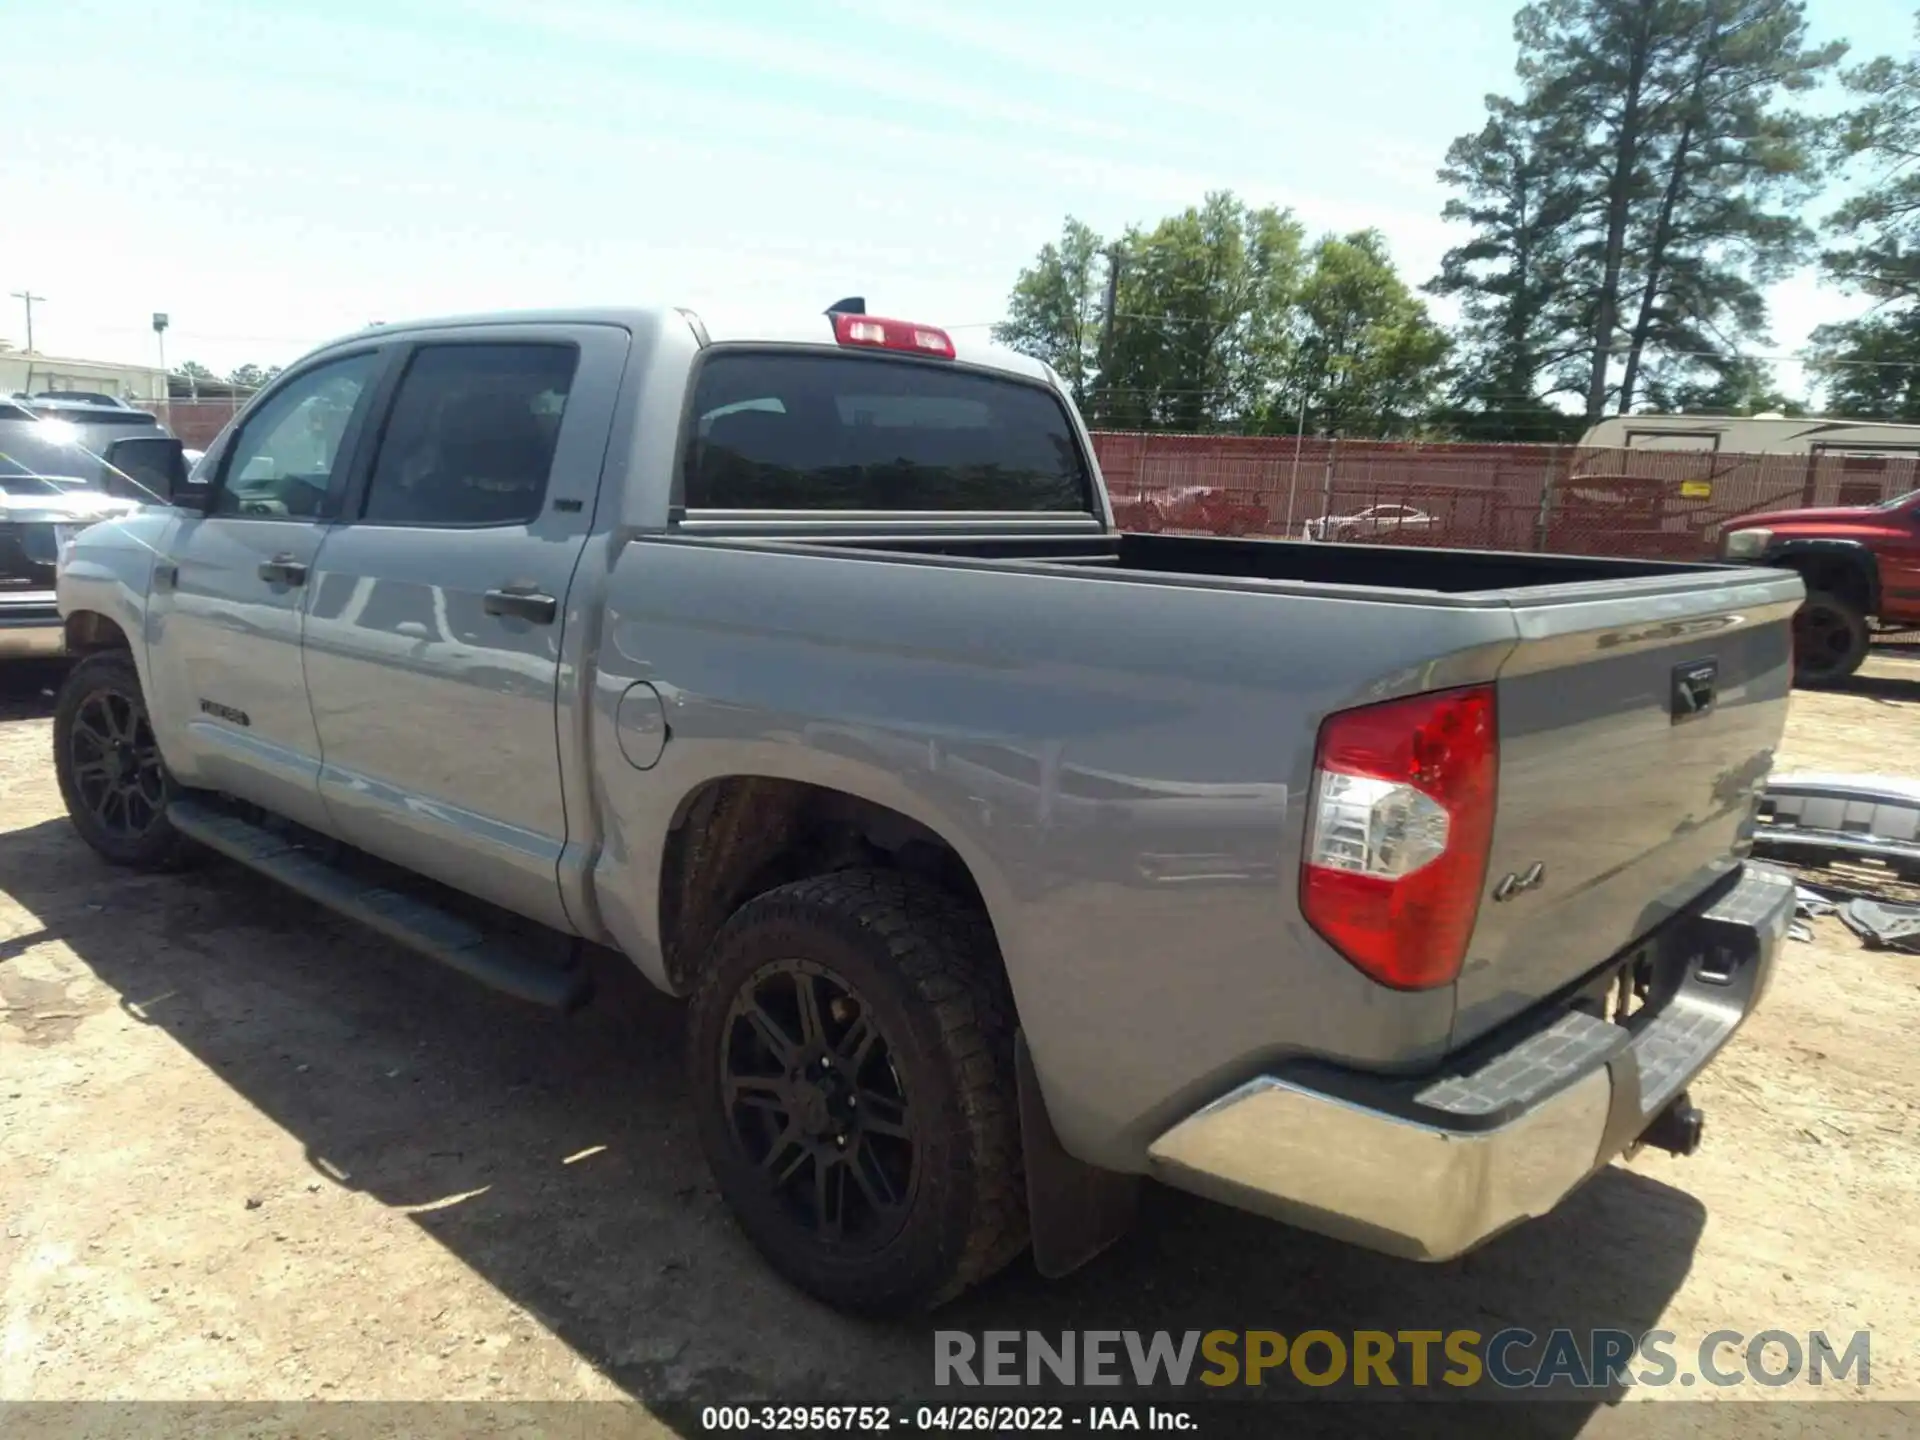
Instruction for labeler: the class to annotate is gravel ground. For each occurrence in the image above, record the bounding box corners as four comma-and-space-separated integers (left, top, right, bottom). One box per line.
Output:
2, 655, 1918, 1436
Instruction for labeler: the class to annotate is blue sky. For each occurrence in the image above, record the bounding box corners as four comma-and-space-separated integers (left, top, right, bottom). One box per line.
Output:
1, 0, 1911, 400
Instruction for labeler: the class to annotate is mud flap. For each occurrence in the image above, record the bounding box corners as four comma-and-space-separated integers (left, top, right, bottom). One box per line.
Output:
1016, 1031, 1140, 1278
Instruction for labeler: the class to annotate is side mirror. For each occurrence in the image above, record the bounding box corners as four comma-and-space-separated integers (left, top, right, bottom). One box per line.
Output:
103, 435, 202, 508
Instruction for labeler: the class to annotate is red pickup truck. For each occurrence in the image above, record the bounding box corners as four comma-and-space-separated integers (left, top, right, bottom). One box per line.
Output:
1720, 490, 1920, 685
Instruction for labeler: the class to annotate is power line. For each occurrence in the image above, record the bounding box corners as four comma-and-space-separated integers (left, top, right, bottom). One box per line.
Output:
73, 322, 322, 346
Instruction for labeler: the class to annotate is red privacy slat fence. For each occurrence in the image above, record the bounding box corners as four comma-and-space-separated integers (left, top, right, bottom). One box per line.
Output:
1089, 432, 1920, 562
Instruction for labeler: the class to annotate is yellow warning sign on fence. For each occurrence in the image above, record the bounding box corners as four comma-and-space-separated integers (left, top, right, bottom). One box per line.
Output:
1679, 479, 1713, 499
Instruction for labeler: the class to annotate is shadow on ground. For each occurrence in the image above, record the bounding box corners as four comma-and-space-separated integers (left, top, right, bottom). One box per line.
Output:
0, 659, 64, 722
0, 816, 1709, 1437
1829, 673, 1920, 708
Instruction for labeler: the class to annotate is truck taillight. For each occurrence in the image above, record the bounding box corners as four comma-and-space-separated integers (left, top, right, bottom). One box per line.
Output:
1302, 685, 1497, 990
831, 312, 956, 359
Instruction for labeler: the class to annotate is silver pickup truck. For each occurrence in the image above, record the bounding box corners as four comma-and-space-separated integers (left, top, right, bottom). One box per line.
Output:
53, 303, 1801, 1313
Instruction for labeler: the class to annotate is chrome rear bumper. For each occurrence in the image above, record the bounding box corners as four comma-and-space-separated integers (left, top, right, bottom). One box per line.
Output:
1147, 864, 1792, 1261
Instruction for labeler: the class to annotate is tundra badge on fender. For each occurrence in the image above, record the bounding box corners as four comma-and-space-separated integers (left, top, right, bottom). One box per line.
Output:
198, 698, 251, 727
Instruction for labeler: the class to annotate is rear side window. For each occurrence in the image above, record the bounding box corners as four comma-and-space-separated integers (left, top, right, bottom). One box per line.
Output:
360, 343, 577, 527
683, 352, 1092, 513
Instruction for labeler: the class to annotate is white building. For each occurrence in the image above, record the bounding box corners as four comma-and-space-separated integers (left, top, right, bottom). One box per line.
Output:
0, 348, 169, 407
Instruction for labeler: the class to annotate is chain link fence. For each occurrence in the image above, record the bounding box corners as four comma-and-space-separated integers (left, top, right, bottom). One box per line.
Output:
1093, 431, 1920, 559
159, 397, 251, 449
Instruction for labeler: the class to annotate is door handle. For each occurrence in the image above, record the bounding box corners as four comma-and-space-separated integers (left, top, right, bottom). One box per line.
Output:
484, 586, 558, 624
153, 562, 179, 591
257, 553, 308, 586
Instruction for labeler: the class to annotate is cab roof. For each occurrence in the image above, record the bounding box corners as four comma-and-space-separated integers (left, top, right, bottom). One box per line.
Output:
309, 305, 1055, 387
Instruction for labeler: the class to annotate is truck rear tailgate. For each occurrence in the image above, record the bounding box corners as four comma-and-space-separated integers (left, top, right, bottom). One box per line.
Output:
1455, 570, 1801, 1044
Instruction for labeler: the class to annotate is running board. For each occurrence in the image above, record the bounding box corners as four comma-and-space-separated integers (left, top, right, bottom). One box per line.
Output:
167, 799, 592, 1011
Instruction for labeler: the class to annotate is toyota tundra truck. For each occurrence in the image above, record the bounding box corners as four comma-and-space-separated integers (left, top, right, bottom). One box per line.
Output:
53, 302, 1799, 1313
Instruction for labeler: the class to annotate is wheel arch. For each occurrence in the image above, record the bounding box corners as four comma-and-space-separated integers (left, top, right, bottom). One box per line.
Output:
649, 772, 1014, 1001
1765, 540, 1879, 617
63, 609, 132, 655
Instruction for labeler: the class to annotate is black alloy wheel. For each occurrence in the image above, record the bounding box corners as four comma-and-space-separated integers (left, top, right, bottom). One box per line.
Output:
687, 870, 1027, 1313
69, 685, 167, 840
721, 960, 916, 1249
53, 651, 195, 869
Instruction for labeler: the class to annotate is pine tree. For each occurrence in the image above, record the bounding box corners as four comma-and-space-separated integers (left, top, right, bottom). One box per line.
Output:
1813, 13, 1920, 419
1429, 98, 1589, 436
1436, 0, 1839, 423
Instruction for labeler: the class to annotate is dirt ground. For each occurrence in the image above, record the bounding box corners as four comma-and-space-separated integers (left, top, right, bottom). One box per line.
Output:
3, 655, 1919, 1435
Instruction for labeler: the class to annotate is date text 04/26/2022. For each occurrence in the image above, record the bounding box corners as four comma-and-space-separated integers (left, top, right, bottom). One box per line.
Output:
699, 1405, 1197, 1431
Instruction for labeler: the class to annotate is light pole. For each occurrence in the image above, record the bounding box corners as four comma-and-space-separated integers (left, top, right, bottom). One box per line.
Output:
152, 312, 170, 418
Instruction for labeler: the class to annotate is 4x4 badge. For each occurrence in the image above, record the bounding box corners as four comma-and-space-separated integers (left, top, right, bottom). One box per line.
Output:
1493, 861, 1546, 902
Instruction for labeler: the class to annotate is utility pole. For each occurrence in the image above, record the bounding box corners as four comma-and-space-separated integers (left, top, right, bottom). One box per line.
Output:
1283, 386, 1309, 532
11, 291, 46, 352
1098, 245, 1123, 355
1095, 245, 1123, 422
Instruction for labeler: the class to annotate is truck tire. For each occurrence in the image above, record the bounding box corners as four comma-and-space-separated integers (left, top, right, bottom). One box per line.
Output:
686, 869, 1027, 1313
1793, 591, 1869, 688
52, 651, 196, 870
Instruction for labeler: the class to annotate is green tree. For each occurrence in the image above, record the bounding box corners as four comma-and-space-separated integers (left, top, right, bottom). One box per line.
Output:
1289, 231, 1453, 437
227, 363, 277, 389
1814, 13, 1920, 419
1810, 314, 1920, 420
1609, 0, 1840, 411
1641, 353, 1806, 413
174, 360, 214, 381
1438, 0, 1840, 422
992, 217, 1107, 405
1095, 192, 1306, 430
997, 195, 1451, 433
1429, 98, 1590, 436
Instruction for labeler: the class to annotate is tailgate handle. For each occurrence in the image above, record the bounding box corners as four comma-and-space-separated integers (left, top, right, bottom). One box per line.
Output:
1671, 659, 1718, 723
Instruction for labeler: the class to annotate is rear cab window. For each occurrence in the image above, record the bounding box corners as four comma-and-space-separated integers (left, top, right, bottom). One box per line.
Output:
0, 423, 108, 489
681, 352, 1094, 514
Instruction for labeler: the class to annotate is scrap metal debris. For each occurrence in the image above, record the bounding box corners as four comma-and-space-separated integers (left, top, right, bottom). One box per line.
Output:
1753, 773, 1920, 878
1795, 886, 1838, 918
1752, 777, 1920, 947
1838, 898, 1920, 953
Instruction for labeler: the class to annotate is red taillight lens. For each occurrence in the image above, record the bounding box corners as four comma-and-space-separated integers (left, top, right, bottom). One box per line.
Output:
1301, 685, 1497, 990
831, 312, 956, 359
